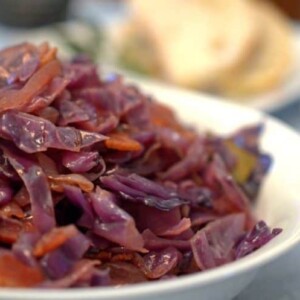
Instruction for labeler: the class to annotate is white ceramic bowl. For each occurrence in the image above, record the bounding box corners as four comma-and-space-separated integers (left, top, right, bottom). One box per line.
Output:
1, 82, 300, 300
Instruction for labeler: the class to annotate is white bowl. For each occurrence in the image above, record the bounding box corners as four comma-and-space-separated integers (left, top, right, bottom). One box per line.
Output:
1, 82, 300, 300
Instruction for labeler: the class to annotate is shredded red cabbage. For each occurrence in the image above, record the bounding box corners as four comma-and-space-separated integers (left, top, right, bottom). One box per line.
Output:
0, 42, 281, 288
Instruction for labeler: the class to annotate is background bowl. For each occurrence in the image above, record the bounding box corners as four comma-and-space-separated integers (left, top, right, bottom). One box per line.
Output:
1, 81, 300, 300
0, 0, 70, 27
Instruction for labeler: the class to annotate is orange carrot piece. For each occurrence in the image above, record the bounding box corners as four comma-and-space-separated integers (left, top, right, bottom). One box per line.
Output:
0, 59, 61, 113
49, 174, 94, 193
105, 132, 142, 152
33, 225, 78, 257
40, 47, 57, 66
0, 253, 44, 287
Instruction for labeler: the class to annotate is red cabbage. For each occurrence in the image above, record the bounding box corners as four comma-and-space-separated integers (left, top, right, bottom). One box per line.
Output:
64, 185, 95, 228
90, 268, 110, 287
40, 226, 91, 280
235, 221, 282, 258
0, 43, 40, 85
142, 229, 191, 251
2, 144, 55, 233
191, 214, 245, 270
62, 151, 100, 173
204, 154, 255, 228
90, 187, 145, 252
73, 99, 119, 134
100, 173, 187, 211
12, 232, 40, 267
0, 150, 19, 181
64, 61, 101, 90
160, 139, 207, 181
57, 98, 89, 126
0, 110, 106, 153
141, 247, 182, 279
0, 181, 13, 206
0, 42, 280, 288
26, 77, 69, 113
41, 248, 73, 279
190, 211, 219, 227
135, 205, 190, 237
39, 260, 100, 288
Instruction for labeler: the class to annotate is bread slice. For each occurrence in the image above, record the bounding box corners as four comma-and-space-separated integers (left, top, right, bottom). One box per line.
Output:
127, 0, 260, 89
113, 21, 161, 76
217, 1, 293, 97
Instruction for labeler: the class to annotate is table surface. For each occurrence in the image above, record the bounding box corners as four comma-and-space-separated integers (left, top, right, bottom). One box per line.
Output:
0, 1, 299, 298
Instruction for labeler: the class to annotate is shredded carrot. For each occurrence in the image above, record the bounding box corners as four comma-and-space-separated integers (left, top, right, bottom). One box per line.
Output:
0, 59, 61, 113
149, 102, 196, 141
40, 47, 57, 66
0, 254, 44, 287
105, 132, 143, 152
49, 174, 94, 193
33, 225, 78, 257
111, 253, 134, 263
149, 102, 176, 127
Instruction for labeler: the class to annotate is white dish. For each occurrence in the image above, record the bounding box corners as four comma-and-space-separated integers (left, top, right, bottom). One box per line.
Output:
1, 83, 300, 300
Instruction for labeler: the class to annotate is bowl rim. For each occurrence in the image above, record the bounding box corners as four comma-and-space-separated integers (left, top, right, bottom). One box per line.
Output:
0, 233, 299, 299
1, 83, 300, 299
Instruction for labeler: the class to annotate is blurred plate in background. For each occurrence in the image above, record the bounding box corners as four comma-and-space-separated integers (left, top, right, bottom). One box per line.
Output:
0, 0, 298, 113
235, 26, 300, 112
103, 26, 300, 113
